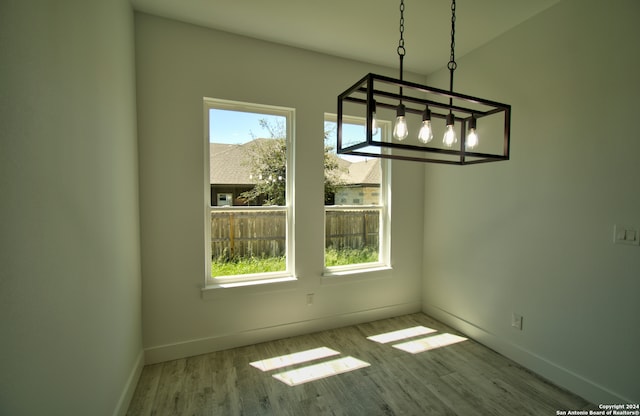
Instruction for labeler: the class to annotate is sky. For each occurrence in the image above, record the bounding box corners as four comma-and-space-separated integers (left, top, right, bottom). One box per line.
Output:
209, 108, 376, 162
209, 109, 284, 144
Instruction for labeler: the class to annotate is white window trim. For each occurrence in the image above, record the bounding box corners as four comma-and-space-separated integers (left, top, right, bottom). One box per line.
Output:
202, 98, 296, 291
322, 113, 392, 277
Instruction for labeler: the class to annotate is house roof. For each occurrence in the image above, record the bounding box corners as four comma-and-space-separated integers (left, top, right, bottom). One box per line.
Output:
210, 143, 253, 185
210, 140, 380, 186
341, 158, 380, 186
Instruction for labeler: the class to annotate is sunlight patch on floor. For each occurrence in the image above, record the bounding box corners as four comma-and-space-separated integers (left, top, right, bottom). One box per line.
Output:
250, 347, 340, 372
366, 326, 437, 344
272, 356, 370, 386
250, 324, 466, 387
392, 333, 468, 354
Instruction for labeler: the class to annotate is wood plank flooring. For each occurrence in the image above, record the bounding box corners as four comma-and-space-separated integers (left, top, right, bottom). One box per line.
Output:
127, 313, 596, 415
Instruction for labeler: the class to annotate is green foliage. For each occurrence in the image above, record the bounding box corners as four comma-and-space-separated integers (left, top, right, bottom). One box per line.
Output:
324, 148, 346, 204
324, 247, 379, 267
239, 118, 346, 206
239, 138, 287, 205
323, 121, 347, 204
211, 255, 286, 277
211, 248, 378, 277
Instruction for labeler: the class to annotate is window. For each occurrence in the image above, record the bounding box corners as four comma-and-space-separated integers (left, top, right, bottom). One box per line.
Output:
216, 193, 233, 206
323, 114, 390, 274
204, 98, 295, 287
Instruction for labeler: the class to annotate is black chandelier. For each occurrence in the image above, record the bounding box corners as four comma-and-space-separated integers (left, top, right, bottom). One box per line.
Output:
337, 0, 511, 165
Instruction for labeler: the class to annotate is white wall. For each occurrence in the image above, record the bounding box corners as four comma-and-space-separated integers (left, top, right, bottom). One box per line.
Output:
0, 1, 142, 415
422, 0, 639, 404
135, 13, 425, 363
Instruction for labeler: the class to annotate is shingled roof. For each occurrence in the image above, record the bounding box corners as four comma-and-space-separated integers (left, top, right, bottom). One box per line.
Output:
210, 140, 380, 186
342, 157, 380, 185
210, 143, 254, 185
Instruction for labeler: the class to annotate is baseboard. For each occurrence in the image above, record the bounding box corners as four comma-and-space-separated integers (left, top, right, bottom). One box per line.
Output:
113, 349, 145, 416
422, 303, 631, 405
144, 302, 421, 365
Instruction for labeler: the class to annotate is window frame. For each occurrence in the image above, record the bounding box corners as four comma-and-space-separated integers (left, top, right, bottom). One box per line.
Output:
323, 113, 391, 276
203, 97, 296, 289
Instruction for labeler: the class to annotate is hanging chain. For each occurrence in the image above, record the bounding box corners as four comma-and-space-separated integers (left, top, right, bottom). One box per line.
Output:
397, 0, 406, 58
397, 0, 406, 82
447, 0, 457, 95
448, 0, 457, 71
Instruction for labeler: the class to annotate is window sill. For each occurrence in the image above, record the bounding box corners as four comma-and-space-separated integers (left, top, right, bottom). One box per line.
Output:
321, 264, 392, 285
201, 275, 298, 300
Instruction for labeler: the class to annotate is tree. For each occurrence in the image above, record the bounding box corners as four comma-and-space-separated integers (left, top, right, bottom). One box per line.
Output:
239, 119, 346, 205
240, 137, 287, 205
323, 123, 347, 204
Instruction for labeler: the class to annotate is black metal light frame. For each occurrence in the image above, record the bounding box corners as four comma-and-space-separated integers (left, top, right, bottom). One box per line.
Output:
337, 73, 511, 165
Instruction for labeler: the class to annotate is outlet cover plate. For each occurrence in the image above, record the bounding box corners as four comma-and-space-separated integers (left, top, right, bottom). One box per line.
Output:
511, 313, 523, 330
614, 225, 640, 246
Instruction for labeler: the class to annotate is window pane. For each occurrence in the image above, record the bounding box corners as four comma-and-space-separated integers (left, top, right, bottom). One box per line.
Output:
210, 208, 286, 276
323, 121, 381, 206
324, 119, 386, 269
210, 109, 287, 207
207, 103, 290, 279
325, 208, 380, 266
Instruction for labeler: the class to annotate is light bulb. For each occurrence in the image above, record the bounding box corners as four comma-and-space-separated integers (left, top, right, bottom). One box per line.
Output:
466, 116, 478, 149
370, 101, 379, 134
418, 120, 433, 143
417, 107, 433, 143
393, 103, 408, 141
443, 125, 457, 147
393, 116, 408, 141
443, 112, 457, 147
466, 129, 478, 149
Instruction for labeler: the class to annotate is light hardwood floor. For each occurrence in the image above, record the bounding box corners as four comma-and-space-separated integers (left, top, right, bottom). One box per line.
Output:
127, 313, 596, 415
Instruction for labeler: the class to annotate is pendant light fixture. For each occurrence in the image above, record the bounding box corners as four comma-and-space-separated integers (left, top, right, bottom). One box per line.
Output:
337, 0, 511, 165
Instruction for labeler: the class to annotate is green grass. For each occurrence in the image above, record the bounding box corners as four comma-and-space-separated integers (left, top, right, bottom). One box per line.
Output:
324, 247, 378, 267
211, 248, 379, 277
211, 256, 285, 277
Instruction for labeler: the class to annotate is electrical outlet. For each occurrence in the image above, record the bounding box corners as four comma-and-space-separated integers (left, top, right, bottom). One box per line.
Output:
511, 313, 523, 330
306, 293, 314, 306
614, 225, 640, 246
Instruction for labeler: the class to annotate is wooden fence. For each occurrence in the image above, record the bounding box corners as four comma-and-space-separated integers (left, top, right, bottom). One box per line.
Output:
210, 208, 379, 259
211, 209, 286, 259
325, 208, 380, 251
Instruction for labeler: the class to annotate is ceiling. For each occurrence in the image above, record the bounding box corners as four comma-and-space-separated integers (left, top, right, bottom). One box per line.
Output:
131, 0, 560, 76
